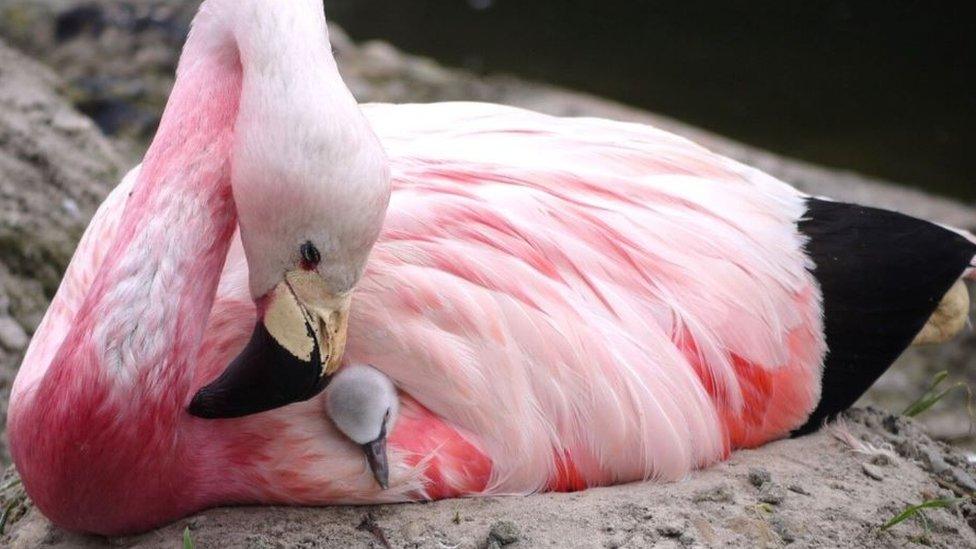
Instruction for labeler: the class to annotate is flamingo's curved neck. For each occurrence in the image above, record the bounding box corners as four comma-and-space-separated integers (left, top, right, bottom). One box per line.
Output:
10, 0, 344, 533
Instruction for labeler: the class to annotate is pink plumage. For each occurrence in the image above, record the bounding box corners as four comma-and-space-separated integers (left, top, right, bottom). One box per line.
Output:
8, 0, 974, 536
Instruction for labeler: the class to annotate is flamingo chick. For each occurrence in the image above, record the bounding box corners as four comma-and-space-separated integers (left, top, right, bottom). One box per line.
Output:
324, 364, 400, 489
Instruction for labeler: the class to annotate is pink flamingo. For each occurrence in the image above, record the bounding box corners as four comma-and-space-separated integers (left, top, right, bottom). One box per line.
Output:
8, 0, 975, 535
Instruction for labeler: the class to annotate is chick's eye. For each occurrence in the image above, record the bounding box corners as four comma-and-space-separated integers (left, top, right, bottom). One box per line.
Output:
300, 241, 321, 266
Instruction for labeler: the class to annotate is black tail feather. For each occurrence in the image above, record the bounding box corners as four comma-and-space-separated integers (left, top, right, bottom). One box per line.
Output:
793, 198, 976, 436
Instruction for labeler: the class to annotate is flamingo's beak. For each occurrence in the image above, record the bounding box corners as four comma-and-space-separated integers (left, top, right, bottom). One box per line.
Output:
188, 271, 350, 419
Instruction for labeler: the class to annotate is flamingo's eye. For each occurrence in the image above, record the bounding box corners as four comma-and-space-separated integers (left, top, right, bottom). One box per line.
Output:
300, 241, 321, 267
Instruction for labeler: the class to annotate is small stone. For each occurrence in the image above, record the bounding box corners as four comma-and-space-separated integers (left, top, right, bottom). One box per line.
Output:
882, 415, 902, 435
748, 467, 772, 488
769, 515, 795, 544
921, 447, 951, 475
861, 462, 885, 481
758, 482, 787, 505
951, 467, 976, 492
692, 483, 735, 503
488, 520, 520, 545
870, 453, 893, 467
0, 316, 29, 351
656, 522, 685, 538
787, 484, 810, 496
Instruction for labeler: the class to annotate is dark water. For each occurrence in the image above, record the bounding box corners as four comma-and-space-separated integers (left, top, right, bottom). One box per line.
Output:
325, 0, 974, 202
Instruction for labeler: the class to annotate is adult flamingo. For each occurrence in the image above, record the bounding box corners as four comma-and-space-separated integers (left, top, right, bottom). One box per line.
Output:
8, 0, 975, 535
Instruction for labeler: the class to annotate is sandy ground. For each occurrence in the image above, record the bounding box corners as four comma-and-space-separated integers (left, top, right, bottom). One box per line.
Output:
3, 408, 975, 548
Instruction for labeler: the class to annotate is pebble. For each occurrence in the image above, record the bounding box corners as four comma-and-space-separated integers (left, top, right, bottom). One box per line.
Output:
758, 482, 787, 505
870, 453, 893, 467
0, 316, 29, 351
769, 514, 796, 544
950, 467, 976, 492
692, 483, 735, 503
656, 522, 685, 538
488, 521, 520, 546
882, 415, 903, 435
921, 447, 951, 475
861, 462, 884, 481
787, 484, 810, 496
748, 467, 772, 488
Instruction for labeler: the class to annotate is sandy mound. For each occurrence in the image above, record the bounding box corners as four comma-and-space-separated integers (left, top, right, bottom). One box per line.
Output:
3, 408, 975, 548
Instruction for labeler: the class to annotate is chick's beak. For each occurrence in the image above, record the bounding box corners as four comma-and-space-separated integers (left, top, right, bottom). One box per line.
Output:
189, 270, 350, 419
363, 415, 390, 489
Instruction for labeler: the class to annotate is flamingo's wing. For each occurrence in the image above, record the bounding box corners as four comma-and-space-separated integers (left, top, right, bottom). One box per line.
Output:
351, 103, 974, 497
349, 102, 827, 492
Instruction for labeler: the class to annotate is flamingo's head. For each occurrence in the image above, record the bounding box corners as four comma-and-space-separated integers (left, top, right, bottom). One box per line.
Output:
189, 87, 391, 419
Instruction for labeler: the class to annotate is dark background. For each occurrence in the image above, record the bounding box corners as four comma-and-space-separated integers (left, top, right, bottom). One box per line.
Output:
325, 0, 974, 201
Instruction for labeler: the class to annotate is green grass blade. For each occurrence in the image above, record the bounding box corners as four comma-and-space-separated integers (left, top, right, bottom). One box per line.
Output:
904, 383, 968, 418
880, 497, 965, 531
902, 370, 964, 417
183, 526, 195, 549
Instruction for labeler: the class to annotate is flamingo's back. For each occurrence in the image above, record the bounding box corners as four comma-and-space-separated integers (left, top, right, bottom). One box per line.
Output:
345, 102, 974, 493
348, 102, 829, 492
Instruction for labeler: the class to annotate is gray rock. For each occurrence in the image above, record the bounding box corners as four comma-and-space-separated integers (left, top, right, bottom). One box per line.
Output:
870, 453, 893, 467
861, 463, 885, 481
786, 483, 810, 496
769, 514, 796, 544
656, 522, 685, 538
921, 446, 952, 475
950, 467, 976, 492
0, 316, 28, 351
758, 483, 787, 505
692, 483, 735, 503
488, 520, 520, 546
748, 468, 771, 488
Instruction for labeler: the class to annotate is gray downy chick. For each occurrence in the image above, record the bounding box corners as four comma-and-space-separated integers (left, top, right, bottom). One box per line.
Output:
324, 364, 399, 489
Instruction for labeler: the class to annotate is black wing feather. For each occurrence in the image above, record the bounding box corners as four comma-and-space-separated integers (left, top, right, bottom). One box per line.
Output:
793, 198, 975, 435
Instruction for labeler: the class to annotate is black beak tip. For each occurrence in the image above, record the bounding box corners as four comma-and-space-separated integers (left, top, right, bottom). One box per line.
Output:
186, 320, 331, 420
363, 438, 390, 490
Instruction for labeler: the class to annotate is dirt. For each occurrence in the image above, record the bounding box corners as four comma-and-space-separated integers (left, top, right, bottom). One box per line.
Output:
3, 407, 975, 548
